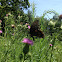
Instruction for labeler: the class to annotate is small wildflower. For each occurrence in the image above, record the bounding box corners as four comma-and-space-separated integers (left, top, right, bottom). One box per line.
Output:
0, 30, 2, 33
11, 24, 15, 28
6, 14, 8, 16
12, 33, 14, 35
0, 20, 2, 23
22, 38, 33, 45
25, 23, 30, 29
28, 25, 30, 29
49, 44, 52, 46
25, 23, 29, 26
8, 12, 11, 16
48, 21, 56, 26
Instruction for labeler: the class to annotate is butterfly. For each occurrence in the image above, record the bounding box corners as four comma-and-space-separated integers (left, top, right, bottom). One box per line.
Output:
30, 20, 44, 39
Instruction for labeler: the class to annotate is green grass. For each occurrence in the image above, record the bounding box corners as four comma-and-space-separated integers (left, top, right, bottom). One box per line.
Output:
0, 34, 62, 62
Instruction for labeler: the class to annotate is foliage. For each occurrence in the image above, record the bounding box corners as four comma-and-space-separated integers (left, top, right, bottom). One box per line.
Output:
0, 0, 30, 34
0, 0, 30, 18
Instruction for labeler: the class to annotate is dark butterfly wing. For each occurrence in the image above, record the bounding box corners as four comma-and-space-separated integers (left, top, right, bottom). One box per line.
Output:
31, 20, 39, 30
30, 20, 44, 38
36, 30, 44, 38
30, 20, 39, 37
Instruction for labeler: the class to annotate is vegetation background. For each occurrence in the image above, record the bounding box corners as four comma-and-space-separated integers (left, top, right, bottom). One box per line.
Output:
0, 0, 62, 62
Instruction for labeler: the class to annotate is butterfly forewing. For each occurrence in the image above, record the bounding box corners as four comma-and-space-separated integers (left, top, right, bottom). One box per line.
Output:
31, 20, 39, 30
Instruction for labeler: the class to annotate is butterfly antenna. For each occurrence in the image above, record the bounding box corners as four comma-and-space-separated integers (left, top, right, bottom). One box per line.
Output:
32, 37, 35, 41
